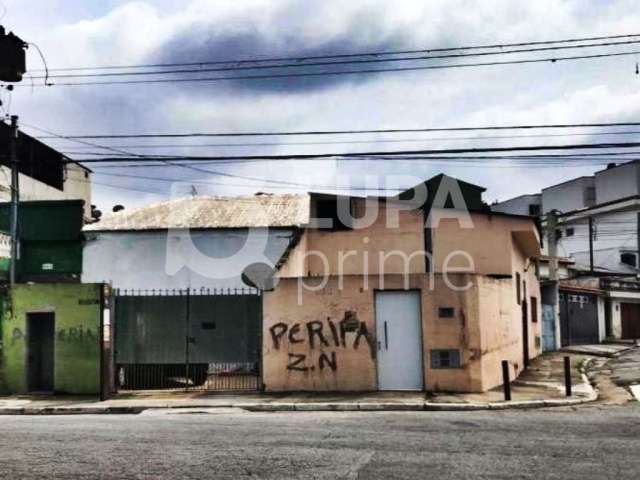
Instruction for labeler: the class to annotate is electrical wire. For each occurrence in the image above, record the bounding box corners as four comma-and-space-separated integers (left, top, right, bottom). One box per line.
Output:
17, 49, 640, 87
31, 121, 640, 140
92, 170, 403, 192
26, 42, 49, 85
65, 176, 166, 195
19, 121, 149, 158
46, 129, 640, 152
28, 32, 640, 73
25, 39, 640, 81
66, 141, 640, 164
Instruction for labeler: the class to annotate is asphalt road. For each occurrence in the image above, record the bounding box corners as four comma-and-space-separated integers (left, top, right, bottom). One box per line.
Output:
610, 347, 640, 387
0, 405, 639, 479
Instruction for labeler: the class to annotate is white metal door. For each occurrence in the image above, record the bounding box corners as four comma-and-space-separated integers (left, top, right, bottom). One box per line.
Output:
375, 291, 424, 390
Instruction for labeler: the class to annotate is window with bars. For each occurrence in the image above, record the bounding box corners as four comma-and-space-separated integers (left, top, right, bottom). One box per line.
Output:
431, 349, 461, 369
438, 307, 455, 318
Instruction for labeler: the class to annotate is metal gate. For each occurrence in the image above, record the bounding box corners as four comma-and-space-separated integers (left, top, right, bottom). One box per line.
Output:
114, 288, 262, 391
542, 304, 557, 351
559, 291, 599, 346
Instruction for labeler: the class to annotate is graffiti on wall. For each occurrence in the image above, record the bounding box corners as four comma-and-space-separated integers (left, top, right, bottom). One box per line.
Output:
9, 326, 96, 346
57, 326, 96, 343
269, 311, 374, 372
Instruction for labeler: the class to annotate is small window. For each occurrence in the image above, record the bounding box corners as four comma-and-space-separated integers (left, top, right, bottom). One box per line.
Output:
438, 307, 455, 318
565, 227, 575, 237
314, 198, 352, 230
530, 296, 538, 323
516, 272, 521, 304
528, 204, 541, 216
621, 253, 637, 267
431, 350, 461, 369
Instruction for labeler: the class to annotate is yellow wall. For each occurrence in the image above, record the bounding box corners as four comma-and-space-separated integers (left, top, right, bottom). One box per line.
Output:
430, 210, 539, 275
264, 269, 539, 393
266, 198, 542, 393
277, 199, 540, 279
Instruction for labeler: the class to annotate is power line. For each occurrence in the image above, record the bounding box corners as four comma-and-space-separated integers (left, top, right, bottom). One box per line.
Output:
79, 151, 640, 169
29, 32, 640, 73
51, 129, 640, 154
18, 49, 640, 87
93, 170, 405, 192
25, 39, 640, 81
31, 121, 640, 140
19, 121, 148, 158
69, 141, 640, 164
65, 176, 166, 195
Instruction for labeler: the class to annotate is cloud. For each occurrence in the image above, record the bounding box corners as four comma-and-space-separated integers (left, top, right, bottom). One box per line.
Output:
5, 0, 640, 210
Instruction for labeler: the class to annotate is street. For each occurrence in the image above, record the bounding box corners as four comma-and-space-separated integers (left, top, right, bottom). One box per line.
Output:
0, 405, 639, 479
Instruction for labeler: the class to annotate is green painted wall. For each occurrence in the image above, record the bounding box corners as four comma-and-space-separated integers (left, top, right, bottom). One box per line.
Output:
0, 290, 6, 393
0, 201, 84, 279
1, 283, 101, 395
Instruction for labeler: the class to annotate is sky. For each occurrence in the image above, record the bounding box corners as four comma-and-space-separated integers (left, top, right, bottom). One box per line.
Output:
3, 0, 640, 212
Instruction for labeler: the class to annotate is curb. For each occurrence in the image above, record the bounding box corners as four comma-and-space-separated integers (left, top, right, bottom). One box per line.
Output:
0, 395, 597, 415
0, 373, 599, 415
0, 406, 146, 415
563, 344, 638, 359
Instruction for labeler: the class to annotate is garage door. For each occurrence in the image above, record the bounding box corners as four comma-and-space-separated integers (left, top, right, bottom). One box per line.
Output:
114, 288, 262, 391
559, 292, 599, 346
621, 303, 640, 340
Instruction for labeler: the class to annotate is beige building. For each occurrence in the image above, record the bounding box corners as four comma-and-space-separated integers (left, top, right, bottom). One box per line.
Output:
263, 175, 542, 393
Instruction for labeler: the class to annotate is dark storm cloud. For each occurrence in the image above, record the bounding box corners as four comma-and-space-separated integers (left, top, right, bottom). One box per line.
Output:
146, 16, 413, 94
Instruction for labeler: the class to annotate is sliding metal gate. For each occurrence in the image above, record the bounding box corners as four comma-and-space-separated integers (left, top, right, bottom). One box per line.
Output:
114, 288, 262, 391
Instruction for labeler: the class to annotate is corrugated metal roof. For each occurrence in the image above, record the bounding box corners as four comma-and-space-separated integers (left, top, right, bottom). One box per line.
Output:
84, 194, 310, 231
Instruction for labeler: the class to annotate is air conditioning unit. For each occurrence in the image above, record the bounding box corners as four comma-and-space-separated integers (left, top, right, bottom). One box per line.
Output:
0, 26, 27, 82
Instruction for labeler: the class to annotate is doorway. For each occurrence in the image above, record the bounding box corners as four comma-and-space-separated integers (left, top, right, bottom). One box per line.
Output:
522, 299, 530, 367
375, 290, 423, 391
27, 312, 55, 393
621, 303, 640, 339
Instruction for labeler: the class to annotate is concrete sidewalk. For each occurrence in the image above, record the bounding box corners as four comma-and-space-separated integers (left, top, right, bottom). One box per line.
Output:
0, 351, 600, 415
560, 342, 636, 358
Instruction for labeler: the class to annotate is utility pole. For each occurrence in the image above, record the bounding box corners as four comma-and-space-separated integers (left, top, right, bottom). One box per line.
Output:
588, 216, 594, 273
547, 210, 558, 281
9, 115, 19, 286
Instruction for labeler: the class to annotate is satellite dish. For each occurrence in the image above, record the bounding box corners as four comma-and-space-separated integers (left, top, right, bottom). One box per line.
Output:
241, 262, 278, 291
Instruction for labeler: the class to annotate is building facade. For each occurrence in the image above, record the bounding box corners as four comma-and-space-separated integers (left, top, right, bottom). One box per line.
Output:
264, 180, 542, 393
0, 200, 106, 395
492, 161, 640, 345
0, 122, 92, 220
82, 177, 542, 395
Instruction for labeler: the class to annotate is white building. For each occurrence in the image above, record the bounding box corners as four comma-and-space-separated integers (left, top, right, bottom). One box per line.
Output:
493, 160, 640, 343
491, 193, 541, 217
494, 162, 639, 274
0, 121, 92, 219
82, 194, 309, 290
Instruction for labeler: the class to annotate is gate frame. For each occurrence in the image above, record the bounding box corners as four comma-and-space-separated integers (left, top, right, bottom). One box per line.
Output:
110, 287, 264, 393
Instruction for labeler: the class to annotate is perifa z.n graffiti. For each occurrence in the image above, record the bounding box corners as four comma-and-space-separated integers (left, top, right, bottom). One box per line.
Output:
269, 313, 374, 372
